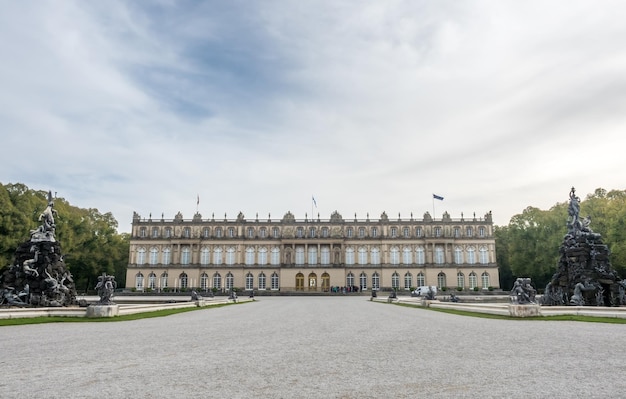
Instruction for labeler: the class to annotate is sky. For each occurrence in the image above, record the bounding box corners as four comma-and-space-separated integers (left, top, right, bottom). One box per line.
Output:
1, 1, 625, 233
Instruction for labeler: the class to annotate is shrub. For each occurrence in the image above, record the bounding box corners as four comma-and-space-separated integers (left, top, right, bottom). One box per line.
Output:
456, 287, 463, 291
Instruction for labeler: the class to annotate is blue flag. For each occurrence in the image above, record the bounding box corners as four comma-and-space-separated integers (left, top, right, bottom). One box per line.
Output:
433, 194, 444, 201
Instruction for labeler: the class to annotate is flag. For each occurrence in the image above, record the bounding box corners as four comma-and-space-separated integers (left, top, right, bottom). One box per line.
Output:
433, 194, 444, 201
197, 194, 200, 206
312, 196, 317, 208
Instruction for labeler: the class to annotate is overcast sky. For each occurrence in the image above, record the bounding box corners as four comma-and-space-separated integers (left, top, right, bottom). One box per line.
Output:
2, 1, 625, 232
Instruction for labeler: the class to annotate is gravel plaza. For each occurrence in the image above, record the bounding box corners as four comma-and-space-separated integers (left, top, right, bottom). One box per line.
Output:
1, 296, 626, 398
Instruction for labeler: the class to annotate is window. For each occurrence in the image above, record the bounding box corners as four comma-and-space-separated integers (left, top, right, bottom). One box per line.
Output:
203, 227, 210, 238
434, 246, 444, 264
271, 247, 280, 265
371, 227, 378, 238
454, 227, 460, 238
245, 273, 254, 290
181, 247, 190, 265
416, 227, 422, 237
139, 227, 146, 238
183, 227, 191, 238
417, 272, 425, 287
148, 273, 156, 289
469, 272, 477, 289
466, 227, 473, 237
370, 247, 380, 265
213, 247, 223, 265
322, 227, 329, 238
390, 246, 400, 265
479, 226, 486, 237
308, 246, 317, 265
345, 247, 355, 265
403, 227, 410, 238
296, 227, 304, 238
160, 272, 168, 288
467, 246, 476, 264
320, 246, 330, 265
200, 273, 208, 290
135, 273, 144, 290
457, 272, 465, 288
372, 272, 380, 290
180, 273, 188, 289
271, 272, 279, 290
437, 272, 446, 288
215, 227, 223, 238
295, 246, 305, 265
391, 272, 399, 289
434, 227, 442, 237
162, 248, 171, 265
245, 247, 255, 265
258, 273, 266, 290
165, 228, 172, 238
200, 247, 210, 265
309, 227, 316, 238
258, 247, 268, 265
152, 227, 159, 238
360, 272, 368, 290
226, 272, 234, 290
260, 228, 267, 238
415, 247, 425, 265
358, 247, 367, 265
479, 246, 489, 264
136, 247, 146, 265
404, 272, 412, 290
226, 247, 236, 265
402, 247, 412, 265
228, 227, 235, 238
358, 227, 365, 238
247, 227, 255, 238
454, 246, 463, 264
149, 247, 159, 265
481, 272, 490, 288
213, 272, 222, 289
346, 227, 354, 238
272, 227, 280, 238
346, 272, 354, 288
390, 227, 398, 238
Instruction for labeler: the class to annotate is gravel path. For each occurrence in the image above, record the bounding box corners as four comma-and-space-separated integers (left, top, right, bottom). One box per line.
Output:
1, 297, 625, 398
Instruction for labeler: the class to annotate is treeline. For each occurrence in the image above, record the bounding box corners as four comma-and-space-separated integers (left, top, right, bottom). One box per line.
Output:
0, 183, 129, 292
496, 188, 626, 291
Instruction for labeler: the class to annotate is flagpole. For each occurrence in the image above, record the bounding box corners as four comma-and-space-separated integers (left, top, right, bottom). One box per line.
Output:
432, 196, 435, 220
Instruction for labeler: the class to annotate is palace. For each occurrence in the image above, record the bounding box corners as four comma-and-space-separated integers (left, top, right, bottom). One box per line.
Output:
126, 210, 500, 293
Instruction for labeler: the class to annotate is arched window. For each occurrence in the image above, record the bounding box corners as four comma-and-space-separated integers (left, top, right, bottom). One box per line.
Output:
416, 227, 423, 237
358, 227, 365, 238
135, 272, 144, 290
479, 246, 489, 264
345, 247, 355, 265
226, 272, 234, 290
466, 227, 473, 237
346, 227, 354, 238
200, 247, 210, 265
434, 246, 445, 264
152, 227, 160, 238
258, 247, 268, 265
162, 248, 171, 265
437, 272, 447, 288
402, 246, 412, 265
148, 273, 156, 289
295, 246, 305, 265
259, 227, 267, 238
481, 272, 490, 288
390, 227, 398, 237
308, 246, 318, 265
200, 273, 208, 290
165, 227, 172, 238
183, 227, 191, 238
479, 226, 486, 237
417, 272, 425, 287
272, 227, 280, 238
403, 227, 410, 238
404, 272, 412, 290
320, 246, 330, 265
391, 272, 399, 289
203, 227, 210, 238
136, 247, 146, 265
213, 272, 222, 289
372, 272, 380, 290
467, 246, 476, 265
346, 272, 355, 288
213, 247, 223, 265
457, 272, 465, 288
246, 273, 254, 290
358, 247, 367, 265
360, 272, 368, 290
390, 246, 400, 265
149, 247, 159, 265
454, 246, 463, 264
370, 247, 380, 265
271, 272, 279, 290
181, 247, 191, 265
160, 272, 168, 288
247, 227, 255, 238
415, 247, 425, 265
228, 227, 235, 238
258, 272, 266, 290
469, 272, 477, 289
226, 247, 236, 265
215, 227, 223, 238
271, 247, 280, 265
179, 273, 188, 289
245, 247, 255, 265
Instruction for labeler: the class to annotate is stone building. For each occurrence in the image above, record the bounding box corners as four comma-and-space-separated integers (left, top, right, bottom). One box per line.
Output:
126, 210, 500, 293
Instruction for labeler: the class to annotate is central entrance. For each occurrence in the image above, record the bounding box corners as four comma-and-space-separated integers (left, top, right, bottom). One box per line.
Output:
308, 272, 317, 291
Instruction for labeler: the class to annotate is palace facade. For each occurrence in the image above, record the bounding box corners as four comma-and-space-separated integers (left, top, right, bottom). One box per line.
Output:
126, 210, 500, 293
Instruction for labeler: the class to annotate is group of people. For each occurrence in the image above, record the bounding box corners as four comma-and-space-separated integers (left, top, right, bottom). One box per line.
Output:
329, 286, 362, 294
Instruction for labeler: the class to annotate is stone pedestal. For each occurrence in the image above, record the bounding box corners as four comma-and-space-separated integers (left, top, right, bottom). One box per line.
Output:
86, 304, 120, 318
508, 304, 540, 318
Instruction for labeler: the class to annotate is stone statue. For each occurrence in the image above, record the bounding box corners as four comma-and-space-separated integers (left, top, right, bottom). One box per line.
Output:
95, 273, 116, 305
510, 278, 536, 304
